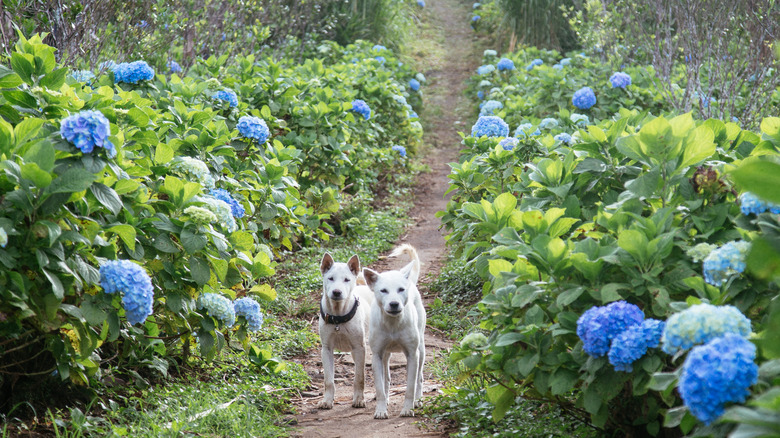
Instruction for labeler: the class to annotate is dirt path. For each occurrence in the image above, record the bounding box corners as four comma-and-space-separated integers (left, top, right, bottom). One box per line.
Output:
291, 1, 482, 436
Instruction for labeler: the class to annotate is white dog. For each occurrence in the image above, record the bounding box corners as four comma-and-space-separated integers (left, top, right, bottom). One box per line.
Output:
363, 244, 426, 419
318, 253, 375, 409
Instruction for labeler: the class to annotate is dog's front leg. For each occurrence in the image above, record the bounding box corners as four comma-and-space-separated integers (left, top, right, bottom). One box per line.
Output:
352, 344, 366, 408
317, 345, 335, 409
373, 348, 389, 419
400, 348, 419, 417
415, 341, 425, 408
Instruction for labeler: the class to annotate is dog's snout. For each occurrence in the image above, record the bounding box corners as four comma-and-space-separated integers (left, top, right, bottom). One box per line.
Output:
332, 289, 343, 298
389, 301, 400, 310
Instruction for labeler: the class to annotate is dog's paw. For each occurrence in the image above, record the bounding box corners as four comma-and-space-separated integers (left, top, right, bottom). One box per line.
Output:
374, 410, 389, 419
352, 399, 366, 408
400, 408, 415, 417
317, 400, 334, 410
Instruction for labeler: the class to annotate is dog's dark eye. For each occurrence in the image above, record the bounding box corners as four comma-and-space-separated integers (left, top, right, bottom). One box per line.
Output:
328, 277, 334, 281
343, 278, 350, 283
380, 288, 388, 294
398, 288, 405, 292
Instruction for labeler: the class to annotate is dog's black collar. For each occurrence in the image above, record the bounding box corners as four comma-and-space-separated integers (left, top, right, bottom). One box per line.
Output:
320, 297, 360, 330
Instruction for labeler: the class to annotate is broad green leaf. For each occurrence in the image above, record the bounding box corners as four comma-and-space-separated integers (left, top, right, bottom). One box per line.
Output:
46, 168, 95, 195
39, 68, 67, 89
229, 231, 255, 251
23, 140, 55, 171
14, 118, 45, 147
0, 67, 23, 88
0, 118, 13, 153
486, 384, 515, 423
189, 256, 210, 286
154, 143, 174, 165
3, 89, 38, 108
488, 258, 513, 277
21, 162, 52, 188
90, 183, 123, 215
679, 125, 715, 169
42, 268, 64, 299
732, 161, 780, 204
494, 332, 523, 347
11, 52, 33, 83
108, 224, 136, 251
493, 192, 517, 219
181, 229, 207, 253
250, 284, 277, 301
114, 179, 140, 195
618, 229, 648, 265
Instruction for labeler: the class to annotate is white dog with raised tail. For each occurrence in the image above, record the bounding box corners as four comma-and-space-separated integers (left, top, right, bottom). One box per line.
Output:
318, 253, 375, 410
363, 244, 426, 419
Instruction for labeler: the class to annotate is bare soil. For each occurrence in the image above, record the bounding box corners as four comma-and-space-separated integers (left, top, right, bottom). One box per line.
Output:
290, 0, 482, 436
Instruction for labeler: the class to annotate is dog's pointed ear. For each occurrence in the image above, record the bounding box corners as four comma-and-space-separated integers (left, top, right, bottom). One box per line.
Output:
347, 255, 361, 277
320, 253, 334, 275
401, 261, 413, 279
363, 268, 379, 289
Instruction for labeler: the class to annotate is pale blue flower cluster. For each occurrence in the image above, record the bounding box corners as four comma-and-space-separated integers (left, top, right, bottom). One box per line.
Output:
609, 72, 632, 88
202, 197, 238, 233
210, 189, 245, 219
539, 118, 558, 129
168, 60, 182, 74
608, 319, 665, 372
483, 49, 497, 58
409, 78, 421, 91
60, 110, 116, 157
686, 242, 717, 263
472, 15, 480, 22
100, 260, 154, 325
514, 123, 541, 138
198, 293, 236, 327
661, 303, 751, 354
113, 61, 155, 84
479, 100, 503, 116
477, 90, 485, 100
71, 70, 95, 84
477, 64, 496, 75
214, 89, 238, 108
350, 99, 372, 120
392, 145, 407, 157
408, 111, 418, 119
415, 73, 426, 83
498, 137, 518, 151
237, 116, 270, 143
702, 241, 751, 286
233, 297, 264, 331
740, 192, 780, 215
497, 58, 515, 71
473, 2, 481, 8
417, 0, 425, 6
679, 334, 758, 425
572, 87, 597, 109
577, 301, 645, 357
372, 45, 387, 51
526, 59, 543, 71
554, 133, 572, 144
170, 156, 215, 188
0, 227, 7, 248
471, 116, 509, 138
570, 113, 590, 126
560, 58, 572, 66
375, 56, 386, 64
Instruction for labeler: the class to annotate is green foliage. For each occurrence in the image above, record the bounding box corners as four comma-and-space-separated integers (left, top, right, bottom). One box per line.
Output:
0, 34, 424, 407
443, 46, 780, 435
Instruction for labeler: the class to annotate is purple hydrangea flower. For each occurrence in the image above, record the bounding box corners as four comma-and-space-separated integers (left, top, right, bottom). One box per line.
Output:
60, 110, 116, 157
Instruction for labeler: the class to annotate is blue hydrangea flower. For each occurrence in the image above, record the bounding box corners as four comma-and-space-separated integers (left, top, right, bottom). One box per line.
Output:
372, 45, 387, 51
234, 297, 264, 331
112, 61, 155, 84
526, 59, 543, 71
393, 94, 408, 106
572, 87, 597, 109
471, 116, 509, 138
409, 78, 421, 92
576, 301, 644, 357
349, 99, 371, 120
170, 156, 215, 188
679, 334, 758, 425
479, 100, 503, 116
610, 72, 632, 88
702, 241, 751, 286
552, 64, 563, 70
167, 60, 182, 74
473, 2, 481, 8
608, 324, 649, 372
60, 110, 116, 157
0, 227, 6, 248
100, 260, 154, 325
237, 116, 270, 144
392, 145, 407, 157
100, 60, 117, 72
198, 293, 236, 327
71, 70, 95, 84
554, 133, 572, 144
417, 0, 425, 6
201, 197, 238, 233
477, 90, 485, 100
375, 56, 386, 64
498, 137, 518, 151
539, 118, 559, 129
740, 192, 780, 215
560, 58, 572, 66
483, 49, 497, 57
210, 189, 245, 219
570, 113, 590, 126
661, 303, 751, 354
641, 319, 665, 348
514, 123, 541, 138
477, 64, 496, 75
213, 89, 239, 108
408, 111, 418, 119
497, 58, 515, 71
472, 15, 480, 21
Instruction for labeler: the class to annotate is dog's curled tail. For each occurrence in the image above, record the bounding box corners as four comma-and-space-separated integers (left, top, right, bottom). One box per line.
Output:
390, 244, 420, 284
